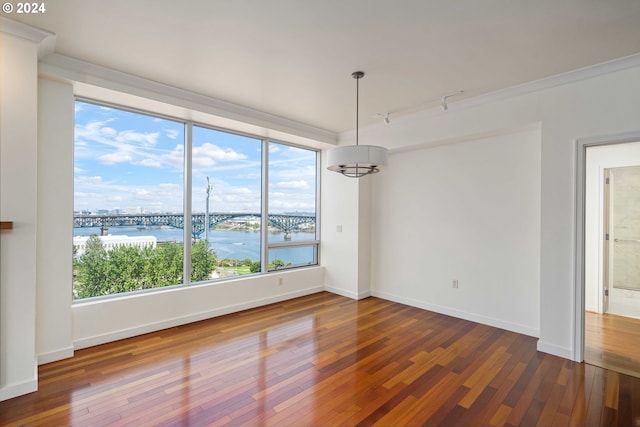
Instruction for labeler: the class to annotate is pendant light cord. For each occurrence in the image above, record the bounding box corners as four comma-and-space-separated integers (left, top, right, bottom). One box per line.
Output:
355, 75, 359, 146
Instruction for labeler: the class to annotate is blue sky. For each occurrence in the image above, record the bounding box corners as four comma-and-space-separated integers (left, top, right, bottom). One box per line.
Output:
74, 101, 317, 214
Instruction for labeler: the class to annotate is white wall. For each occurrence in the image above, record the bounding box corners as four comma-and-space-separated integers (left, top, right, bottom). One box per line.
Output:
371, 128, 541, 336
359, 58, 640, 359
585, 142, 640, 315
73, 267, 324, 349
36, 78, 75, 364
537, 66, 640, 357
0, 33, 40, 400
320, 146, 377, 300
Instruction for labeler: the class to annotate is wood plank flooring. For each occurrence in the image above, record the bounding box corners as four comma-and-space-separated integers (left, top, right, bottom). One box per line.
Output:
2, 292, 640, 426
585, 311, 640, 378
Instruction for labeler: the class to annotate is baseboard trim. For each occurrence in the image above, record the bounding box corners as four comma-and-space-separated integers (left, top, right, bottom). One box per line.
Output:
324, 286, 370, 300
0, 375, 37, 402
371, 290, 539, 338
73, 286, 323, 350
537, 340, 573, 360
38, 346, 75, 365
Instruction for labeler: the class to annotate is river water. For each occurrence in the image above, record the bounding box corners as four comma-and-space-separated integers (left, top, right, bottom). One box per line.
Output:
74, 226, 316, 265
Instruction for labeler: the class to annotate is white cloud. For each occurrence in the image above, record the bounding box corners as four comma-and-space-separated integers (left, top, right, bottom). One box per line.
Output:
98, 152, 133, 165
138, 158, 162, 168
134, 188, 152, 197
75, 120, 163, 167
270, 165, 316, 180
101, 126, 117, 137
193, 143, 247, 167
159, 183, 180, 189
192, 156, 215, 168
164, 143, 248, 168
191, 178, 260, 213
75, 120, 116, 141
75, 175, 103, 185
162, 144, 185, 167
268, 197, 315, 212
74, 191, 100, 198
272, 180, 309, 189
266, 189, 315, 213
116, 130, 159, 147
227, 186, 253, 195
107, 195, 124, 202
165, 129, 179, 139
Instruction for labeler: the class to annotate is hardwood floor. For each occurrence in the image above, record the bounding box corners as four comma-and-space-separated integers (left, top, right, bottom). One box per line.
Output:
2, 292, 640, 426
585, 311, 640, 378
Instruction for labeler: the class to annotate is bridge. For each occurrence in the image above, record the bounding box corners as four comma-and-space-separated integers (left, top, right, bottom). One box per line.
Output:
73, 213, 316, 239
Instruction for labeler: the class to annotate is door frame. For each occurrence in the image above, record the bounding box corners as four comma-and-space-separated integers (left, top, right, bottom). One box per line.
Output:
603, 168, 611, 314
574, 131, 640, 362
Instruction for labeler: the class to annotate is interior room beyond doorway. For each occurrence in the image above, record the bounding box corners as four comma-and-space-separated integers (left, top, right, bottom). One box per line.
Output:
584, 141, 640, 377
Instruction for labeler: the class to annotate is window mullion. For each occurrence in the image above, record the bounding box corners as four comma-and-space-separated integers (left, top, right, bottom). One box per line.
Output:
261, 139, 269, 273
315, 150, 321, 265
183, 122, 193, 286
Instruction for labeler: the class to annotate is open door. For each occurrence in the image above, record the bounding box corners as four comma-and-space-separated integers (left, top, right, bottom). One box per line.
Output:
604, 165, 640, 318
583, 142, 640, 379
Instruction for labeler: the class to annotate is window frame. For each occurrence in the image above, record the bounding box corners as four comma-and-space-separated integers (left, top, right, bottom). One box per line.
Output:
264, 140, 321, 272
73, 97, 320, 301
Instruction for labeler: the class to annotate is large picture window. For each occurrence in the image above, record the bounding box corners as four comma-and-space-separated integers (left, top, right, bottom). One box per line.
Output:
190, 125, 262, 278
267, 141, 318, 269
73, 100, 318, 300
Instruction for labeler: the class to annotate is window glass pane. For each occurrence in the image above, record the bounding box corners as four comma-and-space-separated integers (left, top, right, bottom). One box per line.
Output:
191, 126, 262, 279
267, 142, 317, 243
268, 246, 316, 270
73, 101, 185, 299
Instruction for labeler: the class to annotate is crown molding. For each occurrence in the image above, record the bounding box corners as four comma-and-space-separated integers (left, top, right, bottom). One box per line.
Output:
38, 53, 337, 145
454, 52, 640, 112
0, 17, 55, 58
342, 51, 640, 147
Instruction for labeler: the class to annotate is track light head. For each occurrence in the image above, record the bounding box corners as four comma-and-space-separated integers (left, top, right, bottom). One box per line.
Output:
441, 90, 463, 112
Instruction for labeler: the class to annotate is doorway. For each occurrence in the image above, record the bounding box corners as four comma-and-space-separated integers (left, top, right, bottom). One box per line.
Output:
583, 142, 640, 378
603, 166, 640, 318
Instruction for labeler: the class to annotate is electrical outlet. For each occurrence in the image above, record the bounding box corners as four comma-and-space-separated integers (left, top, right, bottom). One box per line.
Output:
452, 279, 459, 289
278, 277, 283, 286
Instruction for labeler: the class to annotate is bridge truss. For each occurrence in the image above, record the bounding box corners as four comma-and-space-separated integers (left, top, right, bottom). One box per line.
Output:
74, 213, 316, 239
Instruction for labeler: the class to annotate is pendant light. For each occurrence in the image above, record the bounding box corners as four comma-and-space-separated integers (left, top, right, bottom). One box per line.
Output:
327, 71, 388, 178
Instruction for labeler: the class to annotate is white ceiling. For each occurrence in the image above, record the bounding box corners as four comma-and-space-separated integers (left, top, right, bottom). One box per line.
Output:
10, 0, 640, 134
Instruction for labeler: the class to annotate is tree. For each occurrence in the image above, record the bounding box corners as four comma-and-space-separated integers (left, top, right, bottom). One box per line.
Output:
74, 235, 109, 298
191, 240, 216, 281
106, 245, 147, 294
250, 261, 261, 273
72, 238, 225, 299
152, 242, 184, 286
269, 259, 285, 269
74, 238, 185, 298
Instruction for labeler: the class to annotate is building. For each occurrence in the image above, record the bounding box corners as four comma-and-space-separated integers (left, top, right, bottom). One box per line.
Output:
73, 235, 157, 257
2, 2, 640, 419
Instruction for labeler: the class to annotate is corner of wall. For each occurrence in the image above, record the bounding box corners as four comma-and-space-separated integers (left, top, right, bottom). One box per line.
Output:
36, 77, 74, 364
